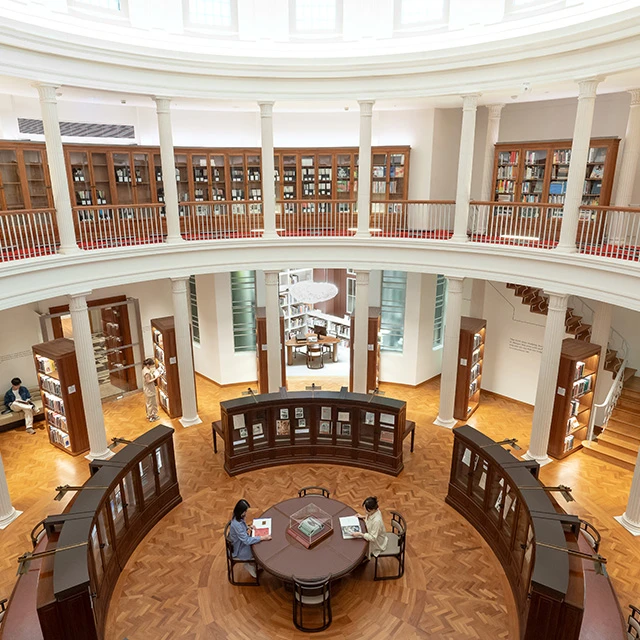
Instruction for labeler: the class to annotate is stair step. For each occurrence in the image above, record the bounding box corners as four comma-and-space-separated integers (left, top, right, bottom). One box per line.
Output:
601, 424, 640, 447
582, 440, 637, 471
506, 283, 517, 290
597, 432, 640, 457
623, 384, 640, 401
606, 417, 640, 440
623, 368, 637, 383
617, 396, 640, 413
610, 406, 639, 425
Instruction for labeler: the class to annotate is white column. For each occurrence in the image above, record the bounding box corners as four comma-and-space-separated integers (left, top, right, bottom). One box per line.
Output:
434, 276, 465, 427
352, 270, 370, 393
523, 292, 569, 464
69, 292, 113, 460
615, 448, 640, 536
356, 100, 374, 238
589, 300, 612, 407
479, 104, 505, 201
613, 90, 640, 207
153, 97, 183, 244
264, 270, 283, 393
34, 83, 79, 254
171, 277, 201, 426
0, 451, 22, 530
556, 78, 602, 252
451, 94, 480, 242
259, 102, 277, 239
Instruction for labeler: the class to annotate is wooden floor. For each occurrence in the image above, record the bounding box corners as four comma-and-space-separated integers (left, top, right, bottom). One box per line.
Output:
0, 374, 638, 639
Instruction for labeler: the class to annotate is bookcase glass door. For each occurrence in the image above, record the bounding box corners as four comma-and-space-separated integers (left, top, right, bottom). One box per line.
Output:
584, 146, 607, 206
91, 153, 111, 205
23, 149, 49, 209
139, 453, 157, 504
229, 155, 245, 201
0, 149, 24, 210
175, 154, 189, 203
470, 452, 489, 507
318, 405, 335, 443
123, 469, 138, 522
495, 148, 520, 203
69, 151, 92, 206
210, 154, 226, 201
230, 413, 250, 453
359, 409, 376, 448
389, 153, 406, 200
109, 481, 127, 539
249, 410, 268, 449
153, 154, 164, 203
452, 440, 472, 494
113, 152, 134, 204
273, 154, 280, 198
301, 155, 315, 198
336, 154, 352, 200
372, 152, 387, 201
192, 154, 209, 203
282, 154, 297, 201
318, 154, 332, 199
156, 443, 174, 490
133, 153, 152, 204
246, 153, 261, 202
97, 505, 114, 567
378, 412, 396, 453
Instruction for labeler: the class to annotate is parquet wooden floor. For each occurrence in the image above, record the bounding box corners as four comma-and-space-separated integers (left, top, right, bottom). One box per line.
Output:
0, 374, 638, 640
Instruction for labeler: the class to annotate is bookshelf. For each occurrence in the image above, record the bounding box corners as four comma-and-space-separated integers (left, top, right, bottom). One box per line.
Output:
349, 307, 381, 393
278, 268, 314, 335
0, 143, 53, 211
150, 317, 182, 419
454, 317, 487, 421
307, 310, 350, 344
548, 338, 601, 459
32, 338, 89, 456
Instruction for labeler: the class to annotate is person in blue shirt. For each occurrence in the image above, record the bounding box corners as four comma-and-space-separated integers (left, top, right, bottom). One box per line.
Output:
4, 377, 37, 434
228, 499, 271, 578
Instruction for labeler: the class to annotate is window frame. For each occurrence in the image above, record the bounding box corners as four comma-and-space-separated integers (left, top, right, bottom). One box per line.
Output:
433, 275, 447, 350
183, 0, 239, 35
393, 0, 450, 33
231, 271, 257, 353
379, 270, 407, 354
289, 0, 344, 39
188, 275, 200, 345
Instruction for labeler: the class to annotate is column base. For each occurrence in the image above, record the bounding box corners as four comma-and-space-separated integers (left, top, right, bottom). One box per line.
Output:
0, 508, 23, 530
522, 450, 553, 466
450, 234, 469, 243
57, 244, 82, 255
614, 514, 640, 536
262, 231, 279, 240
85, 449, 115, 461
165, 235, 185, 245
554, 243, 578, 254
434, 415, 457, 429
180, 414, 203, 428
355, 231, 371, 239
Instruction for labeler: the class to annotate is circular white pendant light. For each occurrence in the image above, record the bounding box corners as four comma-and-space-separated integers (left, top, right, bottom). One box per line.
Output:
289, 281, 339, 304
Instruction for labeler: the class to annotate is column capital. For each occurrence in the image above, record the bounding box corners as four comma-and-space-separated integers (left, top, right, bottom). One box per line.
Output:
264, 270, 279, 286
487, 103, 505, 118
629, 89, 640, 106
153, 96, 172, 113
258, 101, 275, 117
358, 100, 375, 116
542, 291, 569, 311
355, 270, 370, 285
577, 77, 603, 99
68, 291, 92, 312
34, 83, 60, 103
171, 276, 189, 293
445, 276, 465, 293
461, 94, 481, 110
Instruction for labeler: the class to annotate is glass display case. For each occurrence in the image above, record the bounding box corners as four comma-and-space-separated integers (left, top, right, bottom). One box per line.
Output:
287, 502, 333, 548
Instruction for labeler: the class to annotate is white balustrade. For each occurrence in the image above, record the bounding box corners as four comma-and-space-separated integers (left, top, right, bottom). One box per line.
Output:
577, 206, 640, 259
275, 200, 357, 237
180, 201, 264, 239
369, 201, 454, 238
0, 209, 58, 261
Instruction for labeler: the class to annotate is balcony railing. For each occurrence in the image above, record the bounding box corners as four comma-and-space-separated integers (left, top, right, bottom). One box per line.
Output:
180, 201, 264, 240
369, 200, 454, 238
577, 205, 640, 260
0, 208, 59, 262
275, 200, 357, 237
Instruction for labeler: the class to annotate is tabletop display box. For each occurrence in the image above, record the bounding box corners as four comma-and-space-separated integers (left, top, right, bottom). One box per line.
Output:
454, 317, 487, 421
286, 503, 334, 548
150, 316, 182, 419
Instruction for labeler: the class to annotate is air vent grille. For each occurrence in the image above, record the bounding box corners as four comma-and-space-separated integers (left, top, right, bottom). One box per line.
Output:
18, 118, 135, 139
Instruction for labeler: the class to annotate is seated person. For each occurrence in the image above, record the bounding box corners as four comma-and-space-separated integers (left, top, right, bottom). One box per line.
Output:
352, 496, 388, 559
228, 499, 271, 577
4, 377, 37, 434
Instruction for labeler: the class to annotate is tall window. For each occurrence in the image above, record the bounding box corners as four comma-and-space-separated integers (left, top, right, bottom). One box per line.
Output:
395, 0, 448, 28
187, 0, 235, 29
505, 0, 566, 14
433, 275, 447, 349
69, 0, 123, 11
189, 275, 200, 345
231, 271, 256, 352
292, 0, 341, 35
380, 271, 407, 353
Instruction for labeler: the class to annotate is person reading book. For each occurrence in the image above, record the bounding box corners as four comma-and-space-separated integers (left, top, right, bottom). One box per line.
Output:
351, 496, 388, 559
228, 499, 271, 578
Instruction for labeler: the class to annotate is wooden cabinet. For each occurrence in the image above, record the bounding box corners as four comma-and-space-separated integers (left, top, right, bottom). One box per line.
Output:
32, 338, 89, 456
454, 317, 487, 421
548, 338, 601, 459
0, 142, 52, 210
255, 308, 286, 394
150, 317, 182, 419
492, 138, 619, 207
349, 307, 381, 393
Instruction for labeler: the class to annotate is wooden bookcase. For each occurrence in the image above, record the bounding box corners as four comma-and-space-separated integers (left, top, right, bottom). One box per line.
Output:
454, 317, 487, 421
492, 137, 619, 207
549, 338, 601, 459
255, 308, 286, 394
349, 307, 381, 393
32, 338, 89, 456
150, 317, 182, 419
0, 142, 53, 211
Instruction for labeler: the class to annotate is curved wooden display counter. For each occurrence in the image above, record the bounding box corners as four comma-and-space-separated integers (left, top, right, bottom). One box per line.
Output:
0, 425, 181, 640
446, 425, 626, 640
219, 387, 409, 476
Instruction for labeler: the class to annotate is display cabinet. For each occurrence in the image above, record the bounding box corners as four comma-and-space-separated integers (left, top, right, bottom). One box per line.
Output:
101, 303, 136, 392
0, 142, 53, 210
220, 387, 406, 476
454, 317, 487, 421
32, 338, 89, 456
150, 317, 182, 418
548, 338, 601, 459
349, 307, 381, 393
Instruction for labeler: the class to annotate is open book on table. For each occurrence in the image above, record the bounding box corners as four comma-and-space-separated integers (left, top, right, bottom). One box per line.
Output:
340, 516, 362, 539
252, 518, 272, 537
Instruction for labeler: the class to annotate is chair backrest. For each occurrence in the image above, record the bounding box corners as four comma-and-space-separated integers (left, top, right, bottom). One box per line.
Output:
308, 343, 323, 355
223, 521, 234, 556
390, 511, 407, 546
298, 486, 330, 498
629, 605, 640, 639
293, 575, 331, 602
314, 325, 327, 337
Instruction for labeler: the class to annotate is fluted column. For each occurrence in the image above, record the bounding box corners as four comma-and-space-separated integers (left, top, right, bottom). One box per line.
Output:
556, 78, 602, 252
0, 451, 22, 530
171, 277, 201, 426
434, 277, 465, 427
69, 292, 113, 460
480, 104, 505, 201
356, 101, 374, 238
352, 270, 370, 393
34, 83, 79, 254
524, 292, 569, 464
264, 270, 283, 392
615, 448, 640, 536
451, 94, 480, 242
153, 97, 183, 244
259, 102, 277, 239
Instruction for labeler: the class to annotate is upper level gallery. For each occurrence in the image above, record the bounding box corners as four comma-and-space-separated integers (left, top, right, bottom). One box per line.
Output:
0, 0, 639, 311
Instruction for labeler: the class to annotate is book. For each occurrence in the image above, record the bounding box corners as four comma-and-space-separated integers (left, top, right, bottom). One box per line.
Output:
339, 516, 361, 539
253, 518, 271, 537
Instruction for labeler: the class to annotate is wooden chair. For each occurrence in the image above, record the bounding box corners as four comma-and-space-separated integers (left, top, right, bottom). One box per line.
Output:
628, 604, 640, 640
0, 598, 7, 625
306, 343, 324, 369
293, 575, 332, 632
579, 519, 601, 553
298, 486, 330, 498
374, 510, 407, 581
223, 521, 260, 586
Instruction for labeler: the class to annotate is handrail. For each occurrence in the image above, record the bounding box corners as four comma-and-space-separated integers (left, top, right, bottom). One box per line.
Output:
590, 353, 628, 439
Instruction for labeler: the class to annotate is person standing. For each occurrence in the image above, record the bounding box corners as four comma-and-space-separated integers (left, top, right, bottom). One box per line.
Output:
141, 358, 161, 422
352, 496, 388, 559
4, 377, 37, 434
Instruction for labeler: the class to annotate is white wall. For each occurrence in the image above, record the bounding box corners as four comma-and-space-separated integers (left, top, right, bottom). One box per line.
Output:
611, 304, 640, 373
430, 108, 461, 200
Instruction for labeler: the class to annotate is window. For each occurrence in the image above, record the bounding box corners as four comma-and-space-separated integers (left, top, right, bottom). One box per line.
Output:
231, 271, 256, 352
291, 0, 342, 35
395, 0, 448, 29
186, 0, 236, 30
189, 276, 200, 345
69, 0, 123, 12
433, 275, 447, 349
380, 271, 407, 353
504, 0, 566, 16
346, 276, 356, 315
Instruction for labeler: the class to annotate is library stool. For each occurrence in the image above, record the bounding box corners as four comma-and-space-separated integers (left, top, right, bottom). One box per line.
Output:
293, 575, 332, 633
298, 486, 330, 499
224, 522, 260, 586
628, 604, 640, 639
306, 343, 324, 369
374, 511, 407, 581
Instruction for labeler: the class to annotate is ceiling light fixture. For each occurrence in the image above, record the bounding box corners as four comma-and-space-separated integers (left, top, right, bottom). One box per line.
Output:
289, 281, 338, 304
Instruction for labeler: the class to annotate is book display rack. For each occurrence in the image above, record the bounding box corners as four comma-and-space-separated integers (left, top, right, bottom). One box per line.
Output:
548, 338, 601, 459
32, 338, 89, 456
454, 317, 487, 421
220, 387, 406, 476
150, 317, 182, 419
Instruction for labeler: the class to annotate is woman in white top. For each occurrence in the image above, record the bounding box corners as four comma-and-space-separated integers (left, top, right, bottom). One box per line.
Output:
352, 496, 388, 559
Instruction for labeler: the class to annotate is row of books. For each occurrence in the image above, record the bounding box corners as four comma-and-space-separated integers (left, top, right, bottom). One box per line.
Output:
569, 399, 581, 417
154, 344, 165, 365
471, 348, 481, 366
40, 374, 62, 397
158, 389, 170, 413
498, 150, 519, 165
49, 425, 71, 449
469, 379, 479, 395
495, 179, 515, 193
473, 333, 483, 349
521, 181, 543, 194
563, 434, 575, 452
572, 376, 592, 398
47, 410, 68, 432
153, 328, 164, 349
43, 391, 65, 414
553, 150, 571, 164
496, 166, 517, 179
567, 415, 581, 434
470, 363, 480, 382
524, 150, 546, 164
372, 182, 387, 194
35, 355, 56, 374
574, 360, 586, 379
523, 166, 545, 179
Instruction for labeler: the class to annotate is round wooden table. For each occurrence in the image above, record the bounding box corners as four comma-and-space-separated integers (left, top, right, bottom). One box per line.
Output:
252, 496, 367, 582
